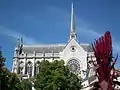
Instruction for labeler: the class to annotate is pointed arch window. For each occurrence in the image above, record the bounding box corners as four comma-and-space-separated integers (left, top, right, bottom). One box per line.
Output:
25, 63, 27, 74
18, 61, 24, 74
34, 61, 40, 76
27, 61, 33, 77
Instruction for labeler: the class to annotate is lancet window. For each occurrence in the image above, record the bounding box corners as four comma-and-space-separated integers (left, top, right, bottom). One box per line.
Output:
18, 61, 24, 74
34, 61, 40, 76
27, 61, 33, 77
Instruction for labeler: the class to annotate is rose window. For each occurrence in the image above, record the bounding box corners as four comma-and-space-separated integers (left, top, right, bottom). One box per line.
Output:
67, 59, 80, 73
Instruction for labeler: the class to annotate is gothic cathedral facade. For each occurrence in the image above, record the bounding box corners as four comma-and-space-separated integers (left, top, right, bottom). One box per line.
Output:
12, 3, 96, 89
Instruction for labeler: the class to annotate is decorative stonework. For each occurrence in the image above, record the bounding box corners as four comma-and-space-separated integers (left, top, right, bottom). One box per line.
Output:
11, 3, 96, 90
67, 59, 80, 73
70, 46, 76, 52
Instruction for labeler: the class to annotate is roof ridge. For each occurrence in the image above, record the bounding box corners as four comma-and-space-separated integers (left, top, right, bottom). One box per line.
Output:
23, 44, 66, 47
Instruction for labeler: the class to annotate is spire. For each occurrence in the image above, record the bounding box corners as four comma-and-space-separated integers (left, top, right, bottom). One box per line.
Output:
70, 2, 76, 40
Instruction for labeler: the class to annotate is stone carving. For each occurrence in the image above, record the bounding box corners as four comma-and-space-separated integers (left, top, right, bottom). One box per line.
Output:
67, 59, 80, 73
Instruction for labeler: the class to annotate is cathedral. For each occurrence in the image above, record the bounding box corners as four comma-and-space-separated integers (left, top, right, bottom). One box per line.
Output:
12, 3, 97, 89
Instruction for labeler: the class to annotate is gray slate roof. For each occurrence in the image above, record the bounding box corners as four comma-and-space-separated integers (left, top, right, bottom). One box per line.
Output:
22, 44, 93, 53
23, 44, 65, 53
81, 44, 93, 52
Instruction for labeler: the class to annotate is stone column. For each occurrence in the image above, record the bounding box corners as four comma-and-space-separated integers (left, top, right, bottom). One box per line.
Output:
23, 53, 27, 75
22, 59, 25, 75
32, 51, 36, 76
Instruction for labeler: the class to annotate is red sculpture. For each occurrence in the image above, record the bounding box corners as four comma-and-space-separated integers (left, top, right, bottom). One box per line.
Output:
92, 31, 118, 90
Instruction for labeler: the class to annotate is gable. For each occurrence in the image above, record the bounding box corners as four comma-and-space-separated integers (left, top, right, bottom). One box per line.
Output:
62, 39, 86, 53
60, 39, 88, 71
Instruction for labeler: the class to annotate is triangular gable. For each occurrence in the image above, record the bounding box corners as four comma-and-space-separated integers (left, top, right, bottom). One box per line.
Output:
62, 39, 85, 53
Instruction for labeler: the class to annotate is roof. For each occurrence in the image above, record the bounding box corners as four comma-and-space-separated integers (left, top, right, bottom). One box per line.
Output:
23, 44, 65, 53
81, 44, 93, 52
21, 44, 93, 53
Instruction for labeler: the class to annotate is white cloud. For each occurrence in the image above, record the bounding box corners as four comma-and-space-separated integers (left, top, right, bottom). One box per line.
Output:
0, 26, 38, 44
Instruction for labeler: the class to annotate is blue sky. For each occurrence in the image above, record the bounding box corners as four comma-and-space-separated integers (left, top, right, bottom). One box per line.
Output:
0, 0, 120, 70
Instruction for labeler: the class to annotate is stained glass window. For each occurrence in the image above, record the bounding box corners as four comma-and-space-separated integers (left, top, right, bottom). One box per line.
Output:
67, 59, 80, 73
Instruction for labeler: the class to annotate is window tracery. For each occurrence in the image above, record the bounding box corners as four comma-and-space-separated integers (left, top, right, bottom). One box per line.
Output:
34, 61, 40, 76
67, 59, 80, 74
18, 61, 24, 74
27, 61, 33, 77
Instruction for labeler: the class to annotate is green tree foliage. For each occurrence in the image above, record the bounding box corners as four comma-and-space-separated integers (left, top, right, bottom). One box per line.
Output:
34, 60, 82, 90
0, 48, 20, 90
16, 78, 33, 90
0, 48, 33, 90
0, 47, 5, 70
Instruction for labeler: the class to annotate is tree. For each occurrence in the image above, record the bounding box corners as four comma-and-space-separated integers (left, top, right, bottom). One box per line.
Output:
0, 47, 5, 70
16, 78, 33, 90
34, 60, 82, 90
6, 72, 20, 90
0, 48, 20, 90
0, 47, 10, 90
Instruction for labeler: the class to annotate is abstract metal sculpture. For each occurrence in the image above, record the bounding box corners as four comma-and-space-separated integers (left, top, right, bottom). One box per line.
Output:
92, 31, 118, 90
